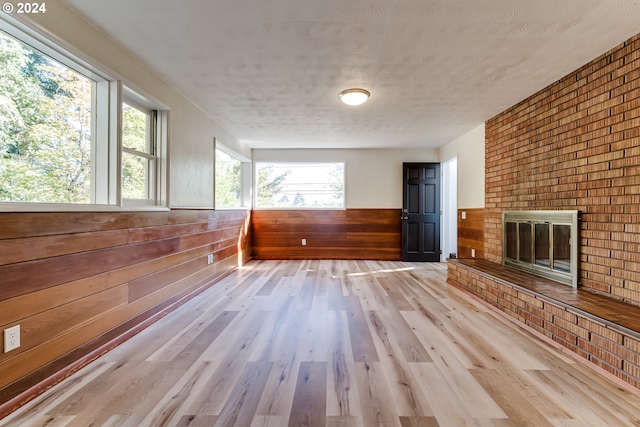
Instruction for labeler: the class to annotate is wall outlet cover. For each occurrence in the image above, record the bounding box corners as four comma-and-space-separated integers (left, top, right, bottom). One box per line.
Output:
4, 325, 20, 353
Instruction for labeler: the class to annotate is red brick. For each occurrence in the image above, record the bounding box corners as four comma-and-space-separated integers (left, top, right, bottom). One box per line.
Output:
578, 318, 624, 343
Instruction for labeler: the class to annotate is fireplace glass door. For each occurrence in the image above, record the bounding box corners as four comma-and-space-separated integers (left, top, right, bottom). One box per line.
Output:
553, 224, 571, 273
534, 223, 550, 268
502, 211, 579, 287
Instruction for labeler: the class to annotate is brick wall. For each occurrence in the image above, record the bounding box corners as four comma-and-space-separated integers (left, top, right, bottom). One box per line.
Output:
485, 33, 640, 305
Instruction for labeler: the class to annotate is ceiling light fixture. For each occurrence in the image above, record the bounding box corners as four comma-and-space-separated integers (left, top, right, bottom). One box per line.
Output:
339, 88, 370, 106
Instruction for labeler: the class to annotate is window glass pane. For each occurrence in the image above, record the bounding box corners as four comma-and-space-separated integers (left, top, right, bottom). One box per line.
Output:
256, 162, 344, 208
122, 101, 154, 202
122, 103, 150, 153
0, 30, 93, 203
215, 149, 242, 208
122, 151, 148, 199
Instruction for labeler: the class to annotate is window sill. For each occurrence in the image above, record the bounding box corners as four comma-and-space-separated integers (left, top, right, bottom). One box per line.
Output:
0, 203, 170, 213
253, 207, 346, 211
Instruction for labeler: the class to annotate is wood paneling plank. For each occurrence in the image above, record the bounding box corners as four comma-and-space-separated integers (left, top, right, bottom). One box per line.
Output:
0, 229, 129, 266
0, 285, 128, 363
0, 237, 181, 300
457, 208, 484, 260
128, 257, 208, 302
252, 209, 401, 261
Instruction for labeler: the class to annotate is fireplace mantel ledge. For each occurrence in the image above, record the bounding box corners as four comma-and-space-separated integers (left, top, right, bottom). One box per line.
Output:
447, 258, 640, 340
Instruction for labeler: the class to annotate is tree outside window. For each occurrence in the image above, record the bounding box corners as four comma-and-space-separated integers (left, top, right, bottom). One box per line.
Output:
255, 162, 344, 209
0, 30, 93, 203
122, 102, 154, 201
215, 148, 243, 208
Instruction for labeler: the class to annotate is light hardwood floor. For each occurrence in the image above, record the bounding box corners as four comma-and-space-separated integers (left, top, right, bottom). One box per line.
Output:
3, 260, 640, 427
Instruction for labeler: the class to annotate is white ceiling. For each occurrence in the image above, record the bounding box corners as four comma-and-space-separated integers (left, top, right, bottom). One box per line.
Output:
63, 0, 640, 150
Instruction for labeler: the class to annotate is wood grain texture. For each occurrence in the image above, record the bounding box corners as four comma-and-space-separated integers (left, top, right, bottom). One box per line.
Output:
0, 209, 250, 407
289, 362, 328, 427
457, 208, 484, 259
3, 260, 640, 425
448, 258, 640, 390
252, 209, 401, 260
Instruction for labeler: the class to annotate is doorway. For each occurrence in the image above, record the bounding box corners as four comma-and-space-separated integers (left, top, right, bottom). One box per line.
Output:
442, 156, 458, 261
402, 163, 441, 262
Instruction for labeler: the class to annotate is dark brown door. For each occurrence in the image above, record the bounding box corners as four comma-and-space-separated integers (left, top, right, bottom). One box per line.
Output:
402, 163, 441, 262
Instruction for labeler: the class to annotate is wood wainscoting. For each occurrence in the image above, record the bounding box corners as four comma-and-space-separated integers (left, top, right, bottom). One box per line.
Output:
458, 208, 485, 259
0, 209, 250, 414
251, 209, 401, 260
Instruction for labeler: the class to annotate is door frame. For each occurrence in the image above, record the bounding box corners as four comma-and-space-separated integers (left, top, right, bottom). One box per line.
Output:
441, 156, 458, 261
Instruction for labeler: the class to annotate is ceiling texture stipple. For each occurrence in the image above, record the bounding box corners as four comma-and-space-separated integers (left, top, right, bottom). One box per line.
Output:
63, 0, 640, 149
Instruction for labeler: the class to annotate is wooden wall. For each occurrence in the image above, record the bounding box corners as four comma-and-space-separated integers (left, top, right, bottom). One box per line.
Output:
458, 208, 485, 259
0, 209, 250, 408
251, 209, 401, 260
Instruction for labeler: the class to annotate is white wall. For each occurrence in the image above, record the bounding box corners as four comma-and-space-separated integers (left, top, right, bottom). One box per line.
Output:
252, 148, 439, 208
439, 124, 485, 208
20, 1, 248, 208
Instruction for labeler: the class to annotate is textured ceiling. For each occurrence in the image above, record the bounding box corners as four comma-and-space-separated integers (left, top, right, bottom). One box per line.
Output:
63, 0, 640, 149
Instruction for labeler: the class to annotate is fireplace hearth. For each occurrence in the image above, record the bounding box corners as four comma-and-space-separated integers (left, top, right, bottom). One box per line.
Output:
502, 210, 579, 287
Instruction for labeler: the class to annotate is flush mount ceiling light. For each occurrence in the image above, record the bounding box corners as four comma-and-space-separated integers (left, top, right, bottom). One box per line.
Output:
339, 88, 370, 106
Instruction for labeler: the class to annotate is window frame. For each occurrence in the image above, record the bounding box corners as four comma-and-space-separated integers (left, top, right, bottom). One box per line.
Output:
121, 93, 163, 207
253, 161, 346, 210
0, 15, 169, 212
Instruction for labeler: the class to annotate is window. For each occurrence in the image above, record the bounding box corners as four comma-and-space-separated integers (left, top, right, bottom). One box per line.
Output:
215, 142, 250, 209
0, 27, 94, 204
215, 148, 242, 208
255, 162, 344, 208
122, 100, 156, 203
0, 18, 167, 210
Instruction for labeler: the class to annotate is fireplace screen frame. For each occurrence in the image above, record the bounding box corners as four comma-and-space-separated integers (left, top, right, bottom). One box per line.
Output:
502, 210, 579, 288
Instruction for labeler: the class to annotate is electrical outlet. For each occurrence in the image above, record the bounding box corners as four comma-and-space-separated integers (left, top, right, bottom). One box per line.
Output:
471, 249, 476, 258
4, 325, 20, 353
207, 254, 214, 265
301, 239, 306, 246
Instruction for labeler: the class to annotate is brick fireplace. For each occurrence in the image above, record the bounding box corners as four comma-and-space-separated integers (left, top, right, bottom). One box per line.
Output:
448, 32, 640, 389
485, 33, 640, 306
